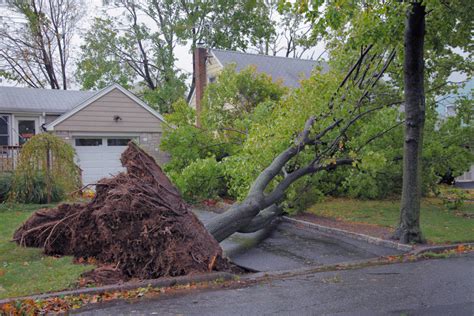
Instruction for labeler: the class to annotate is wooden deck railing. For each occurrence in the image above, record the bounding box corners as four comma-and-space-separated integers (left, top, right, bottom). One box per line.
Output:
0, 146, 21, 172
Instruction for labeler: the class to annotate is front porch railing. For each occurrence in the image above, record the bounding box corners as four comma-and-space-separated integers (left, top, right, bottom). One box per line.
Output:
0, 146, 21, 172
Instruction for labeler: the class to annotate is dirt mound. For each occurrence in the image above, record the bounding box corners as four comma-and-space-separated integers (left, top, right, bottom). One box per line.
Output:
13, 142, 229, 282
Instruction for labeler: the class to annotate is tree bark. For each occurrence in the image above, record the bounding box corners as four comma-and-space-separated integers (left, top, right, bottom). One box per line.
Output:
393, 2, 426, 244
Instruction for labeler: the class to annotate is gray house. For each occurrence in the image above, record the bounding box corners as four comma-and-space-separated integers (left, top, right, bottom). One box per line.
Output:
0, 84, 167, 185
189, 48, 328, 120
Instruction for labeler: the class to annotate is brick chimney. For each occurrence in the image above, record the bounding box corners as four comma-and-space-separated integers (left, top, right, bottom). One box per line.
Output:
194, 46, 207, 127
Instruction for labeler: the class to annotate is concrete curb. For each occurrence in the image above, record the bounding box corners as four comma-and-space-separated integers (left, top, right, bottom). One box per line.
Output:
0, 272, 235, 306
239, 257, 389, 281
282, 216, 414, 252
409, 243, 474, 256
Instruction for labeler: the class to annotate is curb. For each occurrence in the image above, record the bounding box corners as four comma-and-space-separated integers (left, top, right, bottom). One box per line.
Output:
282, 216, 414, 252
239, 257, 384, 281
409, 243, 474, 256
0, 272, 235, 306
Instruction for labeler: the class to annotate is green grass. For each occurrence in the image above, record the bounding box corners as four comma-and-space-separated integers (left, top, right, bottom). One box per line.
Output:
307, 198, 474, 244
0, 203, 94, 299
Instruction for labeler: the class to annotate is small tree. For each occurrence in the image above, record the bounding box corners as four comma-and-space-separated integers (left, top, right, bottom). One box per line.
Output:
161, 66, 287, 201
10, 133, 80, 204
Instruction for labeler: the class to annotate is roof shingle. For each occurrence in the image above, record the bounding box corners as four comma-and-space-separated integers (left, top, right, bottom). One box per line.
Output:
210, 49, 328, 88
0, 86, 97, 114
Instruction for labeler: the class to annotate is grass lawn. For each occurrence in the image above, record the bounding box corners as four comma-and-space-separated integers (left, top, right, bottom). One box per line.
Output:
0, 203, 94, 299
307, 198, 474, 244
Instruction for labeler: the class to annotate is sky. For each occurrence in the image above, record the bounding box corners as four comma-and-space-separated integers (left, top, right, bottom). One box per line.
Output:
0, 0, 468, 100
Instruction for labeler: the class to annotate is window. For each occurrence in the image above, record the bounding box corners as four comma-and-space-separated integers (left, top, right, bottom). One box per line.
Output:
107, 138, 131, 146
18, 120, 36, 145
208, 76, 216, 83
0, 115, 9, 146
75, 138, 102, 146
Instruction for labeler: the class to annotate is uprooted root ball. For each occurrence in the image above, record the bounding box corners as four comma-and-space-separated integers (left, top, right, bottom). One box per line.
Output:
13, 142, 229, 282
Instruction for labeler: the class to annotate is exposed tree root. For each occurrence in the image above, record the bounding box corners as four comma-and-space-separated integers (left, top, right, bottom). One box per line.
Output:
13, 143, 230, 283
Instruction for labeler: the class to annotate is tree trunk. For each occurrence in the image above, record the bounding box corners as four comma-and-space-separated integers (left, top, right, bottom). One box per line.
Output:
393, 2, 426, 244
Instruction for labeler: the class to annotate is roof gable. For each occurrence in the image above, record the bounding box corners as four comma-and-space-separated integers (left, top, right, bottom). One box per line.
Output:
46, 84, 165, 131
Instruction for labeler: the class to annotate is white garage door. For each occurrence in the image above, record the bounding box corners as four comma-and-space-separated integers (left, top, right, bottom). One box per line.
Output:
74, 137, 135, 185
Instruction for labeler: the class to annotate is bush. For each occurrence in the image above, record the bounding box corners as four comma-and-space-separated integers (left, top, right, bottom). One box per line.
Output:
173, 158, 226, 202
10, 171, 65, 204
9, 133, 80, 204
0, 172, 13, 202
440, 188, 467, 210
283, 177, 325, 215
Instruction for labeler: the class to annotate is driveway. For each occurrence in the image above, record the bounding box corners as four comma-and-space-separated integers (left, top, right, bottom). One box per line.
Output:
195, 209, 404, 272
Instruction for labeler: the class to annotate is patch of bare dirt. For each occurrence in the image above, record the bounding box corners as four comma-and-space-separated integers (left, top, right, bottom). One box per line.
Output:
13, 143, 231, 284
294, 213, 395, 240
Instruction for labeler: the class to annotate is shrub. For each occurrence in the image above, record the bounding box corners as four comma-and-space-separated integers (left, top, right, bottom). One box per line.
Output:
0, 172, 13, 202
440, 188, 467, 210
10, 171, 65, 204
283, 177, 325, 215
174, 158, 226, 202
9, 133, 80, 204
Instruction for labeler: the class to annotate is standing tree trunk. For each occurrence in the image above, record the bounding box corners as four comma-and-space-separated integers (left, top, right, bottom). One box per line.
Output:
393, 2, 426, 244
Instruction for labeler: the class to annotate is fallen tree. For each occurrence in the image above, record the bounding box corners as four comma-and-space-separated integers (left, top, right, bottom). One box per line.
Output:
14, 46, 399, 281
205, 45, 400, 242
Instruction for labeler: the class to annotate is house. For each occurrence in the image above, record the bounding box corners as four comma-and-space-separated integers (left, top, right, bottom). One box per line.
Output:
189, 47, 328, 124
439, 79, 474, 187
0, 84, 168, 185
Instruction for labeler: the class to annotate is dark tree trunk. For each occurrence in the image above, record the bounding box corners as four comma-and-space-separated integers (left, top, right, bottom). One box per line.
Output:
393, 2, 426, 244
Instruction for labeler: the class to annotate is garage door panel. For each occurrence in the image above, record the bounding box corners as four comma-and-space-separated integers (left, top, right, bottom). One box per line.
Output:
74, 137, 133, 185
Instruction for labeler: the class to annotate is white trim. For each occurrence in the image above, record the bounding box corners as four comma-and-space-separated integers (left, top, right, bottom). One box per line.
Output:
46, 84, 166, 131
10, 114, 14, 146
188, 89, 197, 109
70, 132, 141, 137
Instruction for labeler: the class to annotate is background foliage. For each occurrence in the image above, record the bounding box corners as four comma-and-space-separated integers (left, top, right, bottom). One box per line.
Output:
162, 61, 473, 211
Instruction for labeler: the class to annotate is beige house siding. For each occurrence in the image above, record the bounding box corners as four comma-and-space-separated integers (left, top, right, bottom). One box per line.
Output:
207, 55, 223, 79
45, 115, 60, 124
54, 89, 162, 133
52, 87, 166, 164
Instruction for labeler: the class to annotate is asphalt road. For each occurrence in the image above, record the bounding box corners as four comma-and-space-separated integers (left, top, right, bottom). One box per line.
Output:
75, 253, 474, 316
